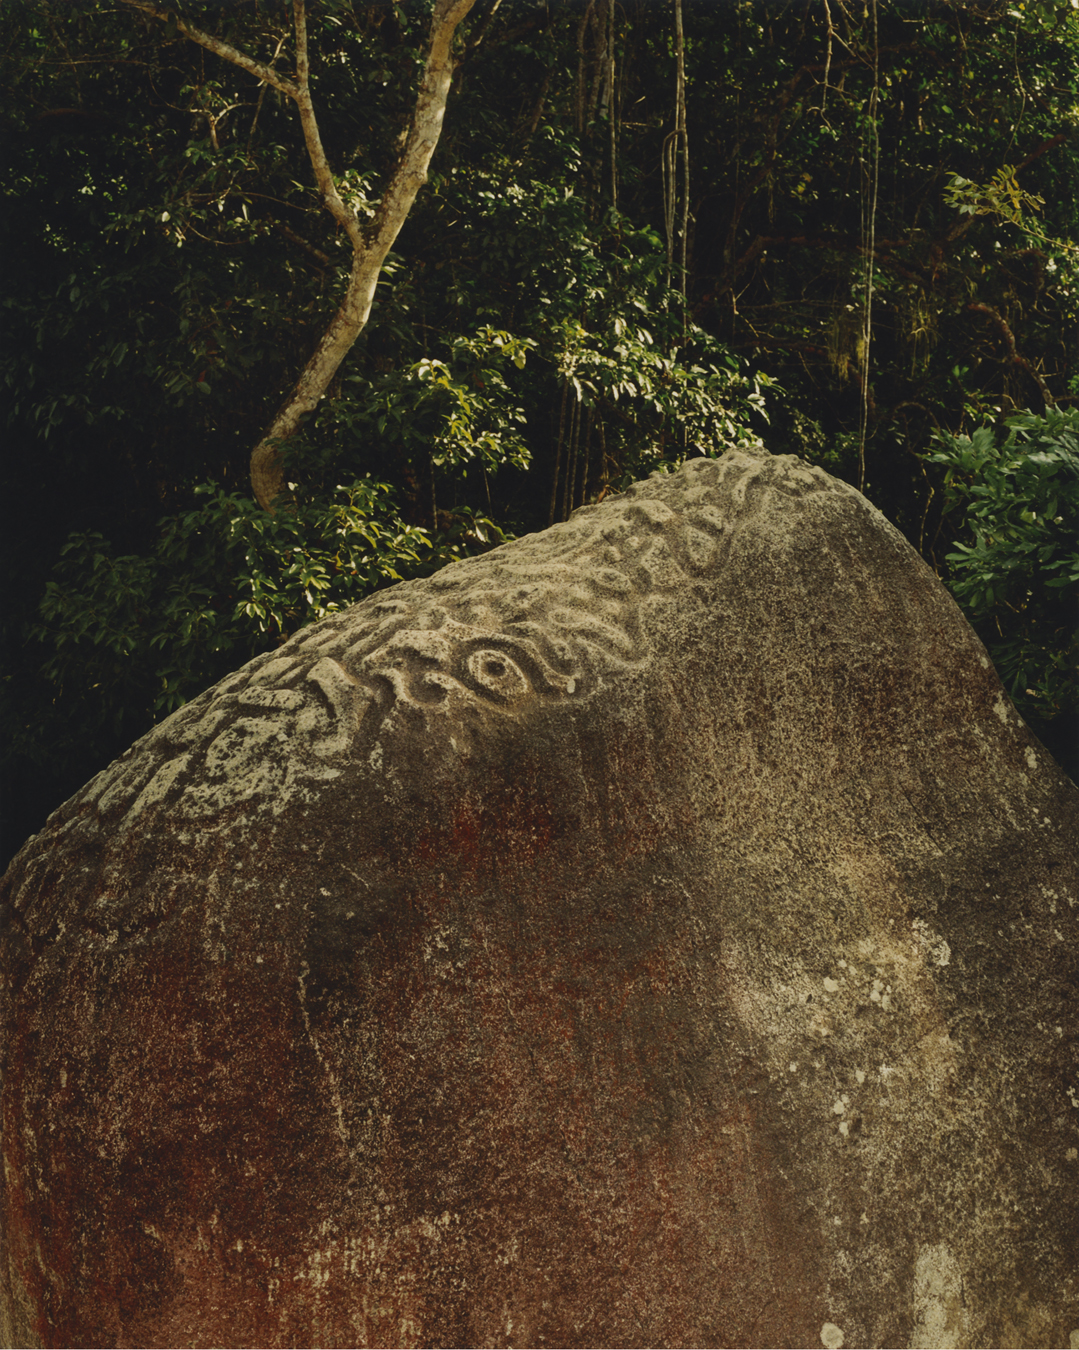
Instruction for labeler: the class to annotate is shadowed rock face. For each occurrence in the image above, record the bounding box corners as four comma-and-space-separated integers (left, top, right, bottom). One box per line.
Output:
2, 450, 1077, 1350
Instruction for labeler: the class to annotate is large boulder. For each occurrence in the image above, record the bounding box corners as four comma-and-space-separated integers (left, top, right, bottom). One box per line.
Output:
1, 450, 1077, 1349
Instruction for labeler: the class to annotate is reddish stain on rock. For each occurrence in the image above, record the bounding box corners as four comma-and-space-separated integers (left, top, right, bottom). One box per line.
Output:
2, 451, 1077, 1348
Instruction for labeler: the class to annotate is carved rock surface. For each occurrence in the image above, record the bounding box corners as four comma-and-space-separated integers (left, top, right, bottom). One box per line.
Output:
2, 450, 1077, 1349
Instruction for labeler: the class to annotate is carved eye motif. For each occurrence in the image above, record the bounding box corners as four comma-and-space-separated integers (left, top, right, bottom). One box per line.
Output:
465, 648, 531, 704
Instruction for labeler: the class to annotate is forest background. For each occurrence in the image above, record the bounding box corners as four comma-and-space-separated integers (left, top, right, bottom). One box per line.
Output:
2, 0, 1078, 870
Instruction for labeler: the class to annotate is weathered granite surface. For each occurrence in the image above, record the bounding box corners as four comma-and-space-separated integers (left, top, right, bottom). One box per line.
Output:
1, 449, 1077, 1349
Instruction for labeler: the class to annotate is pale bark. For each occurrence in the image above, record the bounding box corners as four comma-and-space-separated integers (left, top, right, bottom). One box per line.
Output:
122, 1, 299, 97
123, 0, 479, 510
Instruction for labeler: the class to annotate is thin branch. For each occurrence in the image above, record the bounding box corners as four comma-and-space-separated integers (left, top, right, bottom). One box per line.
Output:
248, 31, 289, 151
966, 302, 1056, 407
272, 219, 331, 266
523, 68, 552, 143
562, 395, 580, 522
664, 0, 688, 306
703, 231, 932, 315
819, 0, 834, 115
549, 378, 570, 526
605, 0, 617, 211
1013, 130, 1069, 175
291, 0, 363, 248
574, 0, 595, 135
856, 0, 880, 493
675, 0, 689, 303
463, 0, 504, 56
120, 0, 299, 97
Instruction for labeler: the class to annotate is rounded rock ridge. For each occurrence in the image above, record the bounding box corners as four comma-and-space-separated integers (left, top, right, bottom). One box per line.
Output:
2, 448, 1076, 1350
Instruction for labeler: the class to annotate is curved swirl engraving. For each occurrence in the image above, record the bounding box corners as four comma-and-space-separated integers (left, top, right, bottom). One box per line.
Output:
46, 451, 835, 834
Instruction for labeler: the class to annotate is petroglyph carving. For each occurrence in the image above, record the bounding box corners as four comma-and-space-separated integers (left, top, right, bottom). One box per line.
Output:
47, 451, 836, 834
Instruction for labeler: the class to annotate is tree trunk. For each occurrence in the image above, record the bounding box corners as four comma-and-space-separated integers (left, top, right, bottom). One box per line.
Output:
124, 0, 478, 512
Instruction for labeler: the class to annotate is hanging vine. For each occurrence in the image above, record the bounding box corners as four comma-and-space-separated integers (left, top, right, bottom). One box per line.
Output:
856, 0, 881, 493
549, 377, 571, 527
663, 0, 689, 311
606, 0, 618, 212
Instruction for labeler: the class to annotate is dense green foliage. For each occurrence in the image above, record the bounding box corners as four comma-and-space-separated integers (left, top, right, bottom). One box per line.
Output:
928, 408, 1079, 726
3, 0, 1078, 864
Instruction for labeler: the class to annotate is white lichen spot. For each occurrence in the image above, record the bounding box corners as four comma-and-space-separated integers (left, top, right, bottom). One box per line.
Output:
855, 1069, 866, 1085
910, 1242, 967, 1349
1025, 746, 1038, 769
913, 918, 951, 966
1069, 1331, 1079, 1350
979, 655, 989, 668
1065, 1148, 1077, 1162
823, 977, 840, 993
839, 1121, 850, 1137
789, 1062, 799, 1073
992, 693, 1010, 724
832, 1096, 849, 1115
821, 1322, 844, 1348
860, 1212, 869, 1225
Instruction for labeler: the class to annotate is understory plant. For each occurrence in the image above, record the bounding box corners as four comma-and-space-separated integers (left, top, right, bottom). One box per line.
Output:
928, 407, 1079, 730
27, 475, 485, 749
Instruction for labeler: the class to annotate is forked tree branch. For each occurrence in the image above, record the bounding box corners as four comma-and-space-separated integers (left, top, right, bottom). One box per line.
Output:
249, 0, 478, 510
289, 0, 364, 248
123, 0, 479, 510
